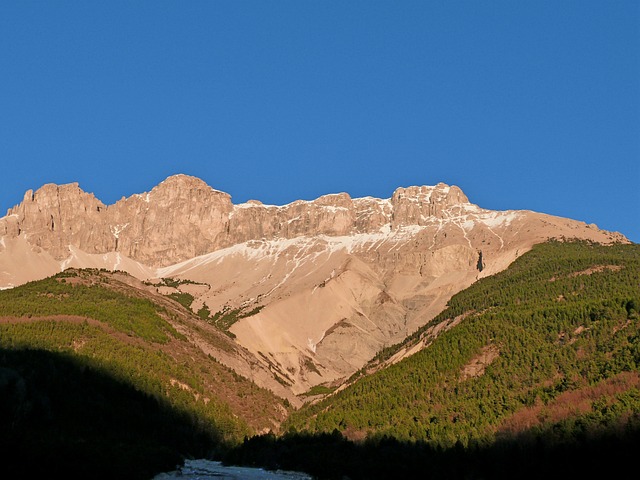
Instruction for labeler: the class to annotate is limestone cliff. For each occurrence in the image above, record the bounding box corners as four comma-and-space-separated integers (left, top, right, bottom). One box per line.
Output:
4, 175, 567, 269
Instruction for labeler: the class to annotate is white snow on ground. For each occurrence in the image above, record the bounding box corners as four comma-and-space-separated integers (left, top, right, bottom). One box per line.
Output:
156, 237, 317, 277
235, 202, 283, 209
60, 245, 77, 271
153, 459, 312, 479
307, 336, 316, 353
484, 224, 505, 249
110, 223, 129, 238
462, 219, 476, 230
444, 210, 473, 249
461, 203, 482, 213
152, 204, 522, 279
270, 243, 311, 292
480, 210, 521, 228
133, 192, 151, 203
317, 205, 349, 212
235, 195, 393, 213
157, 208, 501, 278
429, 219, 445, 250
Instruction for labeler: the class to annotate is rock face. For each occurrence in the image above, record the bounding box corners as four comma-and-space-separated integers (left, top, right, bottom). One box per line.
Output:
3, 175, 234, 266
0, 175, 520, 268
0, 174, 630, 398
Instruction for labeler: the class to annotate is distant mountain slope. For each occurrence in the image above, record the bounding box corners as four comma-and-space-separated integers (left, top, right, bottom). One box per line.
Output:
285, 241, 640, 446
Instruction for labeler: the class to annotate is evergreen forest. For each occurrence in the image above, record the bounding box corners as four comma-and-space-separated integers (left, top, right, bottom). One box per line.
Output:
0, 269, 289, 478
230, 240, 640, 478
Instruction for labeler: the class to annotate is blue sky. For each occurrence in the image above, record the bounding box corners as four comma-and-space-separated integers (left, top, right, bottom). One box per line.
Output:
1, 1, 638, 242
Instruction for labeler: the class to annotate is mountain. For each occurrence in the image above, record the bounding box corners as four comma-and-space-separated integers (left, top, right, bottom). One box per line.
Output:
0, 267, 290, 478
0, 174, 629, 400
225, 240, 640, 480
285, 241, 640, 439
2, 240, 638, 479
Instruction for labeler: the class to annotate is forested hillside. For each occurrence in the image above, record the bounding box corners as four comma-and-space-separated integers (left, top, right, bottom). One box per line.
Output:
287, 240, 640, 439
226, 240, 640, 478
0, 269, 289, 478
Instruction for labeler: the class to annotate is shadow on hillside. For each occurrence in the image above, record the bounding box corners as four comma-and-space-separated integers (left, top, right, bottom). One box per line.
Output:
0, 347, 224, 479
222, 426, 640, 480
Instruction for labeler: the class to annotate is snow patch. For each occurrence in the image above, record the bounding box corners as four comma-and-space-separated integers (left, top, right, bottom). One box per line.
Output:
307, 337, 316, 353
158, 225, 422, 278
379, 223, 392, 234
133, 193, 151, 203
462, 219, 476, 230
154, 458, 312, 479
480, 211, 521, 228
462, 204, 482, 213
157, 206, 520, 278
319, 205, 349, 213
235, 202, 283, 209
60, 245, 77, 271
156, 237, 313, 277
111, 223, 129, 238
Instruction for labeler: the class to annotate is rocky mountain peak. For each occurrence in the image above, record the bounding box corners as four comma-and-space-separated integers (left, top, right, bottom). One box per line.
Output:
313, 192, 353, 208
391, 183, 469, 206
153, 173, 230, 197
4, 182, 107, 259
389, 183, 469, 227
0, 175, 627, 272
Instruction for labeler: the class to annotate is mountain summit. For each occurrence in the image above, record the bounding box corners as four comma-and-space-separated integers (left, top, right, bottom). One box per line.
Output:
0, 175, 628, 398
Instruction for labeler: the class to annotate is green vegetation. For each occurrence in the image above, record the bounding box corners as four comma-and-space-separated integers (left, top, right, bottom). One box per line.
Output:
203, 305, 264, 337
211, 305, 264, 330
285, 241, 640, 446
154, 277, 201, 289
218, 240, 640, 478
152, 276, 264, 338
168, 290, 195, 309
0, 269, 288, 478
0, 271, 178, 343
0, 348, 209, 479
300, 384, 336, 397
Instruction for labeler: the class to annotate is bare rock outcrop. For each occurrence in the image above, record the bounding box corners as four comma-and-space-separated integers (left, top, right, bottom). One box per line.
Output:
391, 184, 469, 227
1, 174, 498, 268
108, 175, 234, 265
6, 182, 109, 259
